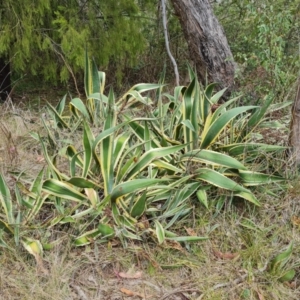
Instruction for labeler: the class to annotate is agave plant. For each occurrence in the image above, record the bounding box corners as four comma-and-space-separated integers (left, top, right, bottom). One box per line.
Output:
29, 54, 207, 247
0, 54, 287, 251
128, 70, 286, 208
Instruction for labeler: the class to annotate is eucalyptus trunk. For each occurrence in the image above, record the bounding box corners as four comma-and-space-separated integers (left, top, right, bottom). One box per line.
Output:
289, 78, 300, 164
170, 0, 236, 99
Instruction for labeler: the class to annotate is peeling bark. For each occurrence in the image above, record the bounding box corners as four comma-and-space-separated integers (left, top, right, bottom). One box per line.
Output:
289, 78, 300, 164
170, 0, 236, 99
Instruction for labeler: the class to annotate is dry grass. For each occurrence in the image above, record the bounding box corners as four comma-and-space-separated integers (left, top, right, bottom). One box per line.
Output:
0, 101, 300, 299
0, 100, 45, 177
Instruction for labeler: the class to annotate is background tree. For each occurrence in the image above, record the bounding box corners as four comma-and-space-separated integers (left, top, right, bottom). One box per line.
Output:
213, 0, 300, 103
0, 0, 153, 95
170, 0, 236, 99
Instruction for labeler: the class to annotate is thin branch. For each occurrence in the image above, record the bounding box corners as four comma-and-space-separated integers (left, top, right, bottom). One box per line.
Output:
43, 34, 81, 97
161, 0, 179, 86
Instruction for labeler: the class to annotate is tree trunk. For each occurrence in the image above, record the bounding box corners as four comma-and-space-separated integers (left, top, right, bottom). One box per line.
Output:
170, 0, 236, 99
0, 57, 11, 101
289, 78, 300, 164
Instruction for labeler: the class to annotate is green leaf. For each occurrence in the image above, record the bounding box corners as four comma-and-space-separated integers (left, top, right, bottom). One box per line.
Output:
270, 242, 294, 273
152, 160, 183, 173
181, 149, 247, 170
74, 235, 89, 247
200, 106, 257, 149
47, 101, 70, 128
200, 83, 215, 123
120, 228, 142, 241
0, 174, 14, 224
25, 193, 49, 224
247, 93, 274, 129
182, 78, 196, 152
42, 179, 87, 202
100, 89, 116, 195
234, 191, 260, 206
279, 269, 296, 282
125, 144, 185, 180
84, 49, 92, 97
55, 94, 67, 115
197, 189, 208, 209
181, 120, 195, 132
164, 207, 191, 229
30, 168, 44, 194
74, 227, 105, 246
0, 230, 14, 250
167, 236, 208, 242
130, 191, 147, 218
144, 121, 151, 151
90, 57, 101, 95
98, 223, 115, 238
41, 117, 57, 148
240, 217, 261, 231
111, 179, 168, 202
239, 170, 285, 186
66, 145, 84, 176
210, 88, 227, 104
155, 220, 165, 244
0, 220, 14, 234
70, 98, 91, 121
113, 133, 131, 170
87, 92, 108, 103
39, 136, 66, 180
124, 83, 162, 94
22, 237, 43, 257
220, 143, 286, 157
67, 177, 99, 189
82, 121, 94, 178
196, 168, 249, 193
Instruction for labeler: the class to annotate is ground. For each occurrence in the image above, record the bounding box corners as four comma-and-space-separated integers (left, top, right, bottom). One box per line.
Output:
0, 98, 300, 300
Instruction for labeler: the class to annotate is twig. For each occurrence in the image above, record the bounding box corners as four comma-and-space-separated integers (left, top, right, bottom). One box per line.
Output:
160, 288, 200, 300
212, 261, 269, 290
52, 46, 81, 97
161, 0, 180, 86
213, 274, 248, 290
43, 33, 81, 97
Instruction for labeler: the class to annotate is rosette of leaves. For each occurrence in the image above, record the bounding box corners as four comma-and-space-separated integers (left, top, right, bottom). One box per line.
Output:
40, 62, 209, 247
0, 170, 49, 250
126, 67, 286, 210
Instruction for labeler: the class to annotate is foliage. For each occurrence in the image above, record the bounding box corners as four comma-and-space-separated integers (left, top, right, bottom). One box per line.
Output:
269, 242, 296, 282
0, 54, 288, 252
214, 0, 300, 101
0, 0, 153, 83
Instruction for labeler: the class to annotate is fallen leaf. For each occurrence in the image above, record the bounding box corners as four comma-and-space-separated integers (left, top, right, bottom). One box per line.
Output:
256, 289, 265, 300
212, 249, 239, 260
9, 147, 16, 153
291, 215, 300, 226
185, 227, 197, 236
36, 155, 45, 163
118, 270, 143, 279
140, 214, 150, 229
120, 288, 135, 296
120, 287, 145, 298
165, 240, 185, 252
284, 281, 297, 289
